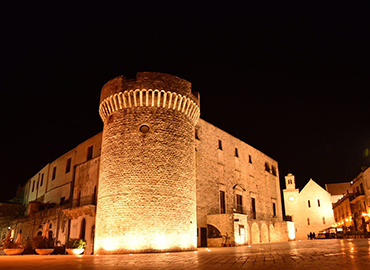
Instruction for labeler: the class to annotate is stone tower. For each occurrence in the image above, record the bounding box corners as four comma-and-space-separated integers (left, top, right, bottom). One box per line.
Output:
94, 72, 200, 254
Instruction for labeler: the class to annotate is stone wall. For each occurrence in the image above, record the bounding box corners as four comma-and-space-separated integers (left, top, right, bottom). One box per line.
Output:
95, 72, 200, 254
195, 118, 285, 245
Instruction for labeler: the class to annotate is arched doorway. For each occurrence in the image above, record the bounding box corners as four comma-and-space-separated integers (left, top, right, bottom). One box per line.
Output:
261, 223, 268, 243
269, 224, 275, 242
251, 223, 260, 244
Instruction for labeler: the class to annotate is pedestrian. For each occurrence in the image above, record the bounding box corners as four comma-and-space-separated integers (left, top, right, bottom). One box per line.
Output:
309, 232, 313, 240
312, 232, 316, 239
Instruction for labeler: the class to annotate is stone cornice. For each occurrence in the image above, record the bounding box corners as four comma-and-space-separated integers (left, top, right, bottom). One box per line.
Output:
99, 89, 200, 126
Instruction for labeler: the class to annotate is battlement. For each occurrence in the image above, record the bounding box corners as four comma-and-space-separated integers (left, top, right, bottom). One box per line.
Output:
100, 72, 199, 104
99, 72, 200, 125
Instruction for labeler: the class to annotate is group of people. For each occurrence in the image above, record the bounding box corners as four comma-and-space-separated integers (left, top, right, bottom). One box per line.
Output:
307, 232, 316, 240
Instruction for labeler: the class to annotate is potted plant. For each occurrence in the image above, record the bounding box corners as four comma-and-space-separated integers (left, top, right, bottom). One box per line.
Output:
3, 229, 24, 255
32, 231, 54, 255
66, 238, 86, 255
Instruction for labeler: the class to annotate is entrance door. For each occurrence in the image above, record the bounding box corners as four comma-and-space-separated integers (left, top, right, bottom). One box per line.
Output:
200, 227, 207, 247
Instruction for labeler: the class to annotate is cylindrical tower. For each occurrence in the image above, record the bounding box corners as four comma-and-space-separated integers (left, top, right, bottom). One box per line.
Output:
95, 72, 200, 254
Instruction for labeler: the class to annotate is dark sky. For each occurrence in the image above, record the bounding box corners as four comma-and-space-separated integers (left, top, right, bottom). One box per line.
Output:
1, 2, 370, 202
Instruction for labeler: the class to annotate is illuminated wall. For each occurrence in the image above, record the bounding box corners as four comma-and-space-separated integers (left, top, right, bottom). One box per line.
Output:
95, 72, 200, 254
283, 174, 335, 239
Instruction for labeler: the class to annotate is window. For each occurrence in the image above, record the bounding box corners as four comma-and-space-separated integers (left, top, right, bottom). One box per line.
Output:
271, 166, 277, 176
307, 200, 311, 208
218, 140, 222, 150
195, 128, 200, 140
235, 148, 239, 157
60, 197, 65, 205
207, 224, 222, 238
87, 146, 93, 160
251, 198, 256, 219
265, 162, 270, 172
236, 194, 243, 213
323, 217, 325, 224
52, 166, 57, 180
248, 155, 252, 164
220, 191, 225, 214
40, 173, 44, 187
317, 199, 320, 207
288, 179, 292, 185
307, 218, 310, 225
32, 180, 35, 192
273, 202, 276, 217
65, 158, 71, 173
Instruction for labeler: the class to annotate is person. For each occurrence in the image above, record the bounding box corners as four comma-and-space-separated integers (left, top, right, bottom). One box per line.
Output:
309, 232, 313, 240
307, 233, 310, 240
312, 232, 316, 239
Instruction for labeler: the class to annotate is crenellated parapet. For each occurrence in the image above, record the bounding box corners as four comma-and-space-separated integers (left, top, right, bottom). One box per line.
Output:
99, 89, 200, 125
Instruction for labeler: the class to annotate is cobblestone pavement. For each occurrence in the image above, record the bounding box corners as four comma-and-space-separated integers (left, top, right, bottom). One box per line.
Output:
0, 239, 369, 269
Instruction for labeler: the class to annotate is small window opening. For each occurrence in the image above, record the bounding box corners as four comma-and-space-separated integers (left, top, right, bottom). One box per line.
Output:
317, 199, 321, 207
40, 173, 44, 187
235, 148, 239, 157
307, 218, 310, 225
65, 158, 71, 173
249, 155, 252, 164
87, 146, 93, 160
52, 167, 57, 180
308, 200, 311, 208
218, 140, 222, 150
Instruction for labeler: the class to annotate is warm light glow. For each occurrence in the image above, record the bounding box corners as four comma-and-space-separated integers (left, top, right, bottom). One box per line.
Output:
95, 231, 197, 254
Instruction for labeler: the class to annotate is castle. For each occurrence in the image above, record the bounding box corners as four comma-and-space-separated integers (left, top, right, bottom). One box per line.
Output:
0, 72, 294, 254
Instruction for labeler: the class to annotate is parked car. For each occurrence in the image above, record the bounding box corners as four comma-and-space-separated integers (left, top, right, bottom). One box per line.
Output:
317, 233, 326, 239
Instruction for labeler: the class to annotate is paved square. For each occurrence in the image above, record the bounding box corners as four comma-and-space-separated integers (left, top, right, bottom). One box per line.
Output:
0, 239, 369, 269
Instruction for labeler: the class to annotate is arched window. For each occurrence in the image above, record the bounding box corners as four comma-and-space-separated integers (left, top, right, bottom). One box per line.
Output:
207, 224, 222, 238
48, 230, 53, 240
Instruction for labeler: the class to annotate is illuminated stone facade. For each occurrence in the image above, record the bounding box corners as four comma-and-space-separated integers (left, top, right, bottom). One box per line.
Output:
95, 73, 200, 254
332, 167, 370, 232
283, 174, 335, 240
1, 72, 292, 254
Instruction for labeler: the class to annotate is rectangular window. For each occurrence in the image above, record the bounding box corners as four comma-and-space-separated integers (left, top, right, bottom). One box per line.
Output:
195, 129, 200, 140
317, 199, 320, 207
87, 146, 93, 160
271, 166, 277, 176
40, 173, 44, 187
249, 155, 252, 164
65, 158, 71, 173
52, 166, 57, 180
218, 140, 222, 150
307, 218, 310, 225
323, 217, 325, 224
273, 202, 276, 217
265, 162, 270, 172
308, 200, 311, 208
32, 180, 35, 192
236, 194, 243, 213
60, 197, 65, 205
220, 191, 226, 214
251, 198, 256, 219
235, 148, 239, 157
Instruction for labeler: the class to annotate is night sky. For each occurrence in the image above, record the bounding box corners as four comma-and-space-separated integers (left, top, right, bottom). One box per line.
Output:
1, 2, 370, 202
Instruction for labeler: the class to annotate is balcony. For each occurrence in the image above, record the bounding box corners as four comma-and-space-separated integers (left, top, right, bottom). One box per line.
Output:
350, 192, 365, 204
72, 195, 97, 208
63, 195, 96, 219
